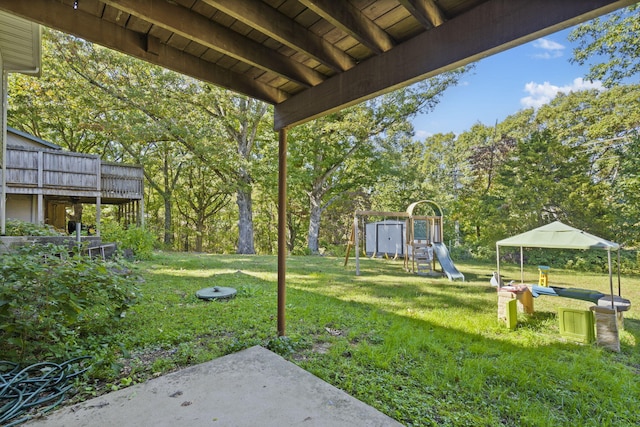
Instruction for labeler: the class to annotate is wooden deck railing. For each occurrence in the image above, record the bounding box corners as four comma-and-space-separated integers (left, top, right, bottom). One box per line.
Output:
5, 146, 143, 200
101, 162, 144, 198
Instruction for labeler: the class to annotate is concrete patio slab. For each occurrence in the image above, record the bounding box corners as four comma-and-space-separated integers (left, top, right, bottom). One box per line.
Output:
26, 346, 402, 427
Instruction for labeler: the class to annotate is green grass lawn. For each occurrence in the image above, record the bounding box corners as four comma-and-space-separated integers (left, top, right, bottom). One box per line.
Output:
108, 252, 639, 426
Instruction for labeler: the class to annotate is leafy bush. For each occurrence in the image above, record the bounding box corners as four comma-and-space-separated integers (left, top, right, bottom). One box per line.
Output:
4, 219, 62, 236
620, 250, 640, 274
323, 243, 348, 257
291, 246, 313, 256
0, 244, 140, 361
448, 244, 473, 261
100, 222, 156, 260
455, 243, 494, 262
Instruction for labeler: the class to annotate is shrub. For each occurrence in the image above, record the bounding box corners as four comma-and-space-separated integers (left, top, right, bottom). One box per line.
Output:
324, 243, 347, 257
448, 244, 473, 261
4, 219, 62, 236
100, 222, 156, 260
0, 244, 140, 361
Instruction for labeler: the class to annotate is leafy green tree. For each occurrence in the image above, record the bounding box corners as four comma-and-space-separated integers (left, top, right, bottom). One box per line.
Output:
454, 122, 518, 245
8, 30, 113, 155
569, 4, 640, 87
175, 160, 231, 252
534, 86, 640, 146
289, 70, 469, 253
186, 88, 274, 254
287, 107, 385, 253
9, 29, 245, 251
369, 134, 425, 212
532, 85, 640, 239
611, 134, 640, 245
57, 37, 203, 247
495, 130, 603, 235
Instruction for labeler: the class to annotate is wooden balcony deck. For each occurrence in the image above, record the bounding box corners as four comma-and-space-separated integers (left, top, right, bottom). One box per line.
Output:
5, 145, 143, 203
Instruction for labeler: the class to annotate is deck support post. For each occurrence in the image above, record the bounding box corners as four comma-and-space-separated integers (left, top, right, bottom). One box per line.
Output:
277, 128, 288, 336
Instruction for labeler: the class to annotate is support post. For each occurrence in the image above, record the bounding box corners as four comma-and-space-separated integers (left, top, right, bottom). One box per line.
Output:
496, 243, 500, 289
520, 246, 524, 283
354, 214, 360, 276
37, 194, 43, 223
608, 249, 614, 309
0, 68, 6, 235
96, 196, 101, 237
277, 128, 288, 336
139, 198, 145, 227
96, 156, 101, 236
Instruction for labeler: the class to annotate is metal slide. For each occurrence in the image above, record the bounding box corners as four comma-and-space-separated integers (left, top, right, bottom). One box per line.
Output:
432, 242, 465, 281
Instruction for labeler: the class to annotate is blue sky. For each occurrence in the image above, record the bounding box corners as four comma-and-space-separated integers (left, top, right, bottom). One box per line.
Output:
411, 26, 603, 138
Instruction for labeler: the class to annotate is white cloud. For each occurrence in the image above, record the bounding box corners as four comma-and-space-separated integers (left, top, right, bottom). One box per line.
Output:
531, 38, 565, 59
533, 38, 564, 51
520, 78, 604, 109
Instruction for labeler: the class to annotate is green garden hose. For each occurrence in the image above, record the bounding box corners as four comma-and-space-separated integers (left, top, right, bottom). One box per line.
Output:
0, 356, 91, 426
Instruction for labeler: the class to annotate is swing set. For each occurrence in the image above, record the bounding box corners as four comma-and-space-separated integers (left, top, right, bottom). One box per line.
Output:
344, 200, 451, 277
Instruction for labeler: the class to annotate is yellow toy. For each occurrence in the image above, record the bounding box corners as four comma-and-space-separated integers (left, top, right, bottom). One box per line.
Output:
538, 265, 550, 287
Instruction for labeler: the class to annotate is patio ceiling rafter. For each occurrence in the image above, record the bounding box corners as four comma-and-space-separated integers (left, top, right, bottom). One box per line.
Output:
273, 0, 637, 129
299, 0, 395, 55
203, 0, 356, 73
0, 0, 289, 104
0, 0, 635, 130
397, 0, 447, 29
101, 0, 324, 88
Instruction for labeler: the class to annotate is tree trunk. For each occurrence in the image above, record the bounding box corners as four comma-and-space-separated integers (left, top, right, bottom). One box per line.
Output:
236, 184, 255, 254
163, 154, 174, 246
164, 194, 173, 246
195, 218, 204, 252
287, 213, 297, 254
307, 192, 322, 254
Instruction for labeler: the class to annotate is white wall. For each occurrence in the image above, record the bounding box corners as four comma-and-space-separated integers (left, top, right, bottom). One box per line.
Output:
6, 194, 35, 222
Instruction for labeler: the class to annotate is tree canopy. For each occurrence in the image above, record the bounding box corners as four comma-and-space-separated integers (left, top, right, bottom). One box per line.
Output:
7, 14, 640, 257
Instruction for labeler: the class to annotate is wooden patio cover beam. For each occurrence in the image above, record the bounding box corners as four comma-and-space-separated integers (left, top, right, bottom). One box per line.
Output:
203, 0, 355, 73
0, 0, 289, 104
101, 0, 324, 88
397, 0, 447, 29
273, 0, 636, 130
300, 0, 395, 55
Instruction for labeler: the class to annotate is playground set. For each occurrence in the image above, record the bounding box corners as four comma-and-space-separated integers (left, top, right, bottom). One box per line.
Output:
344, 200, 464, 281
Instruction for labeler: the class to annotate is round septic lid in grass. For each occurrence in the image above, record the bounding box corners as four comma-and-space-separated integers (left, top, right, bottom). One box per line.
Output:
196, 286, 237, 300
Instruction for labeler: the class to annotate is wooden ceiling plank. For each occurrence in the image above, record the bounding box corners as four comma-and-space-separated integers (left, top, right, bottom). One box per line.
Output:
102, 0, 324, 87
300, 0, 394, 54
125, 15, 153, 34
202, 0, 356, 72
398, 0, 446, 29
386, 15, 425, 41
371, 4, 412, 30
275, 0, 307, 19
0, 0, 287, 104
274, 0, 637, 129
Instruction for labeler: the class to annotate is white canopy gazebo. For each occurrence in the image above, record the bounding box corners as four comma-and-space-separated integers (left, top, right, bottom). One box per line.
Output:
495, 221, 621, 308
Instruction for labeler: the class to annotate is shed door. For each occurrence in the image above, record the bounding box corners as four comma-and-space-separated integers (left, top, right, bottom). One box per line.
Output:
377, 223, 403, 255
